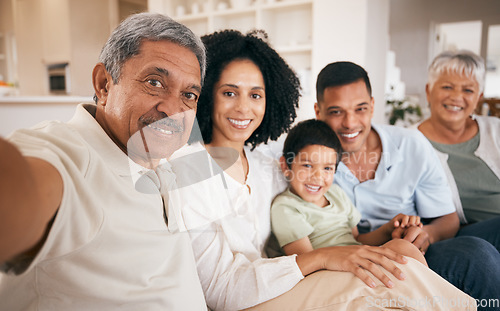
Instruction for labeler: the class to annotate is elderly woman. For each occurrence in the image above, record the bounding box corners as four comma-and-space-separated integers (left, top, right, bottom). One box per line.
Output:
173, 30, 475, 311
418, 50, 500, 251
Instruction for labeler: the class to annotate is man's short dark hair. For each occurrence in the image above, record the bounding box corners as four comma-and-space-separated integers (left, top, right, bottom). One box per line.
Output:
282, 119, 343, 168
316, 61, 372, 103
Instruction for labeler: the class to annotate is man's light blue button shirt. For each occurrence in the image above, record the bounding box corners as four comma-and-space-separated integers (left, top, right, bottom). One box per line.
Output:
334, 124, 456, 232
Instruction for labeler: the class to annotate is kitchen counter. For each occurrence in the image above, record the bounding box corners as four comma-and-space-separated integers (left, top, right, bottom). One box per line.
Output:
0, 95, 94, 105
0, 96, 94, 136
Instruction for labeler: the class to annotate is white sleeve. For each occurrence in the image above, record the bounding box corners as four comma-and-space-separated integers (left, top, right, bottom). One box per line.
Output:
189, 220, 304, 311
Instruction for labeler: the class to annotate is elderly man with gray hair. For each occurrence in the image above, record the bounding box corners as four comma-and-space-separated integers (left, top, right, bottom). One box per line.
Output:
0, 13, 207, 310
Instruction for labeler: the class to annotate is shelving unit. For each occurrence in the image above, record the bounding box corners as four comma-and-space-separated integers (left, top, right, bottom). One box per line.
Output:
168, 0, 313, 69
148, 0, 391, 124
149, 0, 316, 120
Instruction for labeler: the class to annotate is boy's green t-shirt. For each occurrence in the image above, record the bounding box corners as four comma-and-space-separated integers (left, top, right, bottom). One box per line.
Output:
271, 184, 361, 249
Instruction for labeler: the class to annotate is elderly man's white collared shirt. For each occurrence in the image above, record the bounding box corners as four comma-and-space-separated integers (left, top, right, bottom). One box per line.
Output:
1, 104, 207, 311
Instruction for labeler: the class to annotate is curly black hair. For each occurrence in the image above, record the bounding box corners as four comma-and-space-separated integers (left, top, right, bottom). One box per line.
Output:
195, 29, 301, 150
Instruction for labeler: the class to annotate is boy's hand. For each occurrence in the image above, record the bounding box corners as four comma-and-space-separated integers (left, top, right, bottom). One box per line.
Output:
391, 214, 422, 229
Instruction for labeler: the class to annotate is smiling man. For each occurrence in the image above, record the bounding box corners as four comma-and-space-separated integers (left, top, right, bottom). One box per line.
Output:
314, 61, 500, 306
94, 37, 201, 168
0, 13, 209, 310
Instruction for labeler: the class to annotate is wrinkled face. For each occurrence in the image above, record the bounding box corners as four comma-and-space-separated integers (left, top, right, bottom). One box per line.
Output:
283, 144, 337, 207
94, 40, 201, 166
210, 59, 266, 147
315, 79, 374, 154
426, 72, 482, 125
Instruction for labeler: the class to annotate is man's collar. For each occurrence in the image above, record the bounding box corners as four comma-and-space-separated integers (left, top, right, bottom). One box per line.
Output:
371, 123, 404, 171
67, 104, 131, 176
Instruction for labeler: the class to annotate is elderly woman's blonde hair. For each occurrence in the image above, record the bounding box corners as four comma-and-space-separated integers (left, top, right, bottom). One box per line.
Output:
427, 50, 486, 93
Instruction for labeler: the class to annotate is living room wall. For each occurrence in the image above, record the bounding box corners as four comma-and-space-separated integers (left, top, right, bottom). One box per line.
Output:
389, 0, 500, 106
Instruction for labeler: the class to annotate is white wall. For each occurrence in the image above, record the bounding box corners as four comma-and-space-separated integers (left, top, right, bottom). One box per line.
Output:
365, 0, 390, 125
389, 0, 500, 105
13, 0, 47, 95
12, 0, 111, 96
68, 0, 113, 96
313, 0, 389, 124
485, 25, 500, 98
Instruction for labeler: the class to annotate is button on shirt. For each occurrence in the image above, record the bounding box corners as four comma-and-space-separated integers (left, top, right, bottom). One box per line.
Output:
334, 124, 456, 232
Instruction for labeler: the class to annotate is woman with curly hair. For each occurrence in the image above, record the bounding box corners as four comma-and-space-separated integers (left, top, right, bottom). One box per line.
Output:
195, 30, 299, 152
179, 30, 474, 311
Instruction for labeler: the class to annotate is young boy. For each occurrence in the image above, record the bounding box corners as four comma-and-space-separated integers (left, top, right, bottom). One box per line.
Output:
271, 119, 427, 265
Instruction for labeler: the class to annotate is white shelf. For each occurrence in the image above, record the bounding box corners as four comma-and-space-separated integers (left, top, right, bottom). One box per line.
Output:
148, 0, 393, 124
260, 0, 312, 10
149, 0, 316, 114
176, 13, 209, 22
213, 6, 256, 16
276, 44, 312, 54
0, 95, 94, 105
166, 0, 313, 43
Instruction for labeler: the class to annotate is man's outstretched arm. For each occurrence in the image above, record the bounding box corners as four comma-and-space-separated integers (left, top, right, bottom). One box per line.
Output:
0, 137, 62, 264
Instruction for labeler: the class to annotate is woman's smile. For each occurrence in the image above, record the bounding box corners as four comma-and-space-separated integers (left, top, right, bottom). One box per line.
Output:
228, 118, 252, 128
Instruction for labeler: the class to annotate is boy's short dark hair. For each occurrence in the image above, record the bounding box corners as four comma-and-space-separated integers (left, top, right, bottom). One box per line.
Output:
283, 119, 343, 168
316, 61, 372, 103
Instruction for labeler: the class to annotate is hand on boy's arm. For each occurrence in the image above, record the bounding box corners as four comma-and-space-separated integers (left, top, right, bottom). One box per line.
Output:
390, 214, 429, 253
296, 244, 408, 289
355, 214, 421, 246
390, 214, 423, 241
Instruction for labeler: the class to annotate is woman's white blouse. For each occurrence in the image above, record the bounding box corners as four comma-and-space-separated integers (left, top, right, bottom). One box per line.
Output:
174, 143, 304, 311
